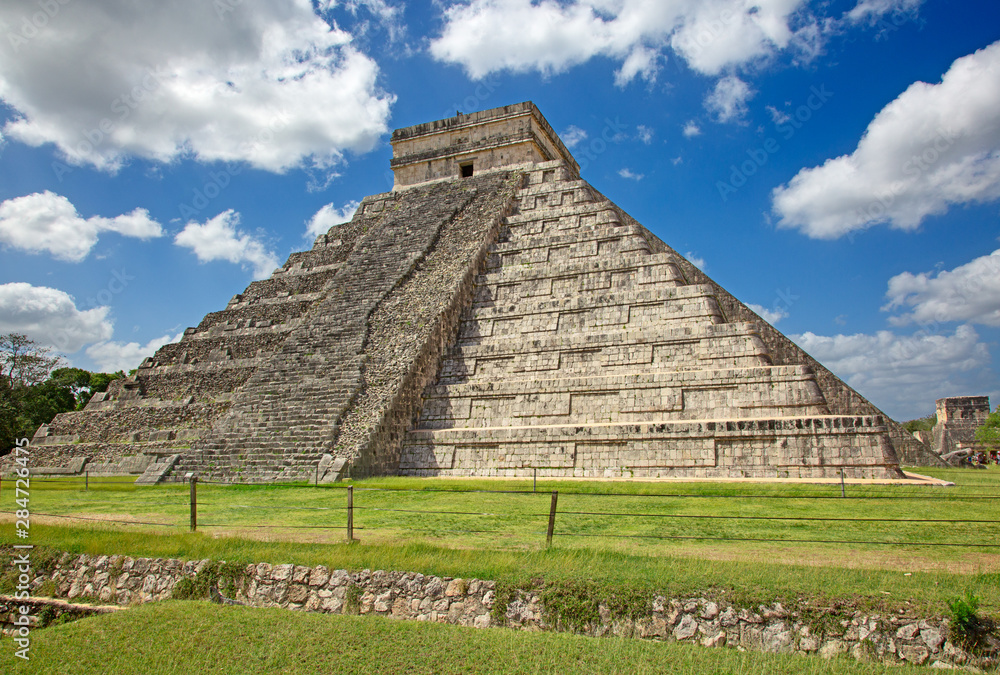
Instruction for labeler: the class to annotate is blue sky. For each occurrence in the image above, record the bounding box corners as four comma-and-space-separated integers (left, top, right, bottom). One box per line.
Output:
1, 0, 998, 421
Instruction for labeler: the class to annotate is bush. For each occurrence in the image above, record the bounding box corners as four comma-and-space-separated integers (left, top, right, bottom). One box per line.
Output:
947, 589, 996, 651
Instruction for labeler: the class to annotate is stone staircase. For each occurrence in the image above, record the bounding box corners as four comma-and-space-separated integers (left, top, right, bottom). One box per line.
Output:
166, 179, 495, 482
399, 161, 902, 479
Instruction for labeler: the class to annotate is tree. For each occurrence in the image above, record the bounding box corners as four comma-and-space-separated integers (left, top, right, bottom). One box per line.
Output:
975, 405, 1000, 450
1, 333, 63, 388
0, 334, 125, 454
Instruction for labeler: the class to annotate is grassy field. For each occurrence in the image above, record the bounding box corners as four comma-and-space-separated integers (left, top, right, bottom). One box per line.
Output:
0, 601, 947, 674
6, 466, 999, 569
2, 465, 998, 617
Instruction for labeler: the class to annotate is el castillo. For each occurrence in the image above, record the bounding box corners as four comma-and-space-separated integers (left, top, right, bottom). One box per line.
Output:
2, 103, 999, 672
13, 103, 952, 483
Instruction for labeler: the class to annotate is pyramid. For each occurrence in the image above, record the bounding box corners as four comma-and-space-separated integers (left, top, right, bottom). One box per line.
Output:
22, 103, 927, 483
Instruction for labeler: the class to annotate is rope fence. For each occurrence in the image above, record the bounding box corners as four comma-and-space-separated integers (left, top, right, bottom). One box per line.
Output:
4, 473, 999, 551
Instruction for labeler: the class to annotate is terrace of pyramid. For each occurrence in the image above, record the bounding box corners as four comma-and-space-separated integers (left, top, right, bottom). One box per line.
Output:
20, 102, 939, 484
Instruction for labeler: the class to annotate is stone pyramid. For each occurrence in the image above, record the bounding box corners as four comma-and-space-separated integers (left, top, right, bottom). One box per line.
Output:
23, 103, 929, 483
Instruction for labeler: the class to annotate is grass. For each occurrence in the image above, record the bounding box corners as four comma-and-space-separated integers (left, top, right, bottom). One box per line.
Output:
0, 600, 944, 674
6, 466, 1000, 570
2, 465, 998, 618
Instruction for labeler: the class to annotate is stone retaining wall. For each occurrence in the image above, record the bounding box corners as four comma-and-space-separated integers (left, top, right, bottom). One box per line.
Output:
10, 550, 992, 670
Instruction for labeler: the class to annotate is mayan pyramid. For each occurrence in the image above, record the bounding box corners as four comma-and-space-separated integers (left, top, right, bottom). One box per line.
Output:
23, 102, 932, 483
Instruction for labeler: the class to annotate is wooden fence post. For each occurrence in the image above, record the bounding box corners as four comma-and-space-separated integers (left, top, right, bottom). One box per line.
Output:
347, 485, 355, 542
546, 490, 558, 548
840, 469, 846, 498
189, 473, 197, 532
85, 470, 89, 491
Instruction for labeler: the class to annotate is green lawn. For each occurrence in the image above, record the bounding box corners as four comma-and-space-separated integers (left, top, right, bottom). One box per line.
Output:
8, 466, 999, 570
0, 601, 944, 674
3, 465, 998, 618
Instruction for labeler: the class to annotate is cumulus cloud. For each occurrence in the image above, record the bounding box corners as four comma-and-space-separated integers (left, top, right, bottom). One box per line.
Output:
884, 249, 1000, 327
618, 168, 644, 181
86, 333, 182, 373
636, 125, 654, 144
772, 40, 1000, 239
562, 125, 588, 149
175, 210, 280, 280
793, 325, 993, 420
0, 0, 394, 173
0, 191, 162, 262
682, 121, 702, 138
0, 283, 113, 353
305, 200, 361, 239
705, 75, 755, 123
429, 0, 816, 85
747, 303, 789, 325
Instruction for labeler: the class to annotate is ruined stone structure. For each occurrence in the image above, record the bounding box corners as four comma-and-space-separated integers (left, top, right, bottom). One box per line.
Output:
928, 396, 991, 460
20, 102, 915, 482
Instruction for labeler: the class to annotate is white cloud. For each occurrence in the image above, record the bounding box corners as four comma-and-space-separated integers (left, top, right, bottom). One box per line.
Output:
846, 0, 922, 25
305, 200, 360, 239
747, 303, 788, 325
618, 168, 644, 181
0, 0, 394, 174
429, 0, 816, 85
0, 283, 113, 353
86, 333, 182, 373
175, 210, 279, 280
792, 325, 993, 420
685, 251, 706, 270
0, 191, 162, 262
682, 121, 702, 138
636, 125, 654, 144
562, 125, 588, 149
705, 75, 755, 123
766, 105, 791, 125
884, 249, 1000, 327
772, 40, 1000, 239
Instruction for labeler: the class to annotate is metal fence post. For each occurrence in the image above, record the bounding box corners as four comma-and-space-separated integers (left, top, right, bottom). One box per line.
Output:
546, 490, 558, 548
85, 470, 89, 491
347, 485, 355, 542
189, 473, 197, 532
840, 469, 846, 498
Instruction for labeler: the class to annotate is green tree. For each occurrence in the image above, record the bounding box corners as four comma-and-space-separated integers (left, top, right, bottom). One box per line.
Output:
1, 333, 63, 388
0, 334, 125, 453
975, 405, 1000, 450
1, 333, 65, 454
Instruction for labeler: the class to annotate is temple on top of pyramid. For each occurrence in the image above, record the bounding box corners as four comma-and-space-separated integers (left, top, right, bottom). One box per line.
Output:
13, 102, 942, 484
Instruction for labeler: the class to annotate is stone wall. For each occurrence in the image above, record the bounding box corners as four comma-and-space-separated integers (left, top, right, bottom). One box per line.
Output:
9, 549, 989, 670
932, 397, 992, 460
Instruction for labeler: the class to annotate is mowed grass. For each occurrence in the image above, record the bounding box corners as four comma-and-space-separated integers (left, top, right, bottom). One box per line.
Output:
6, 466, 999, 570
0, 601, 944, 675
3, 465, 998, 617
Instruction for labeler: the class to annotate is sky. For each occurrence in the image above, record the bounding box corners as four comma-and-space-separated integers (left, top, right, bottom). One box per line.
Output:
0, 0, 998, 422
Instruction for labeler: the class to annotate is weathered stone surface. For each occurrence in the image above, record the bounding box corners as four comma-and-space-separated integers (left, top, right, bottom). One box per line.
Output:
900, 644, 931, 665
6, 103, 909, 482
674, 615, 698, 640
